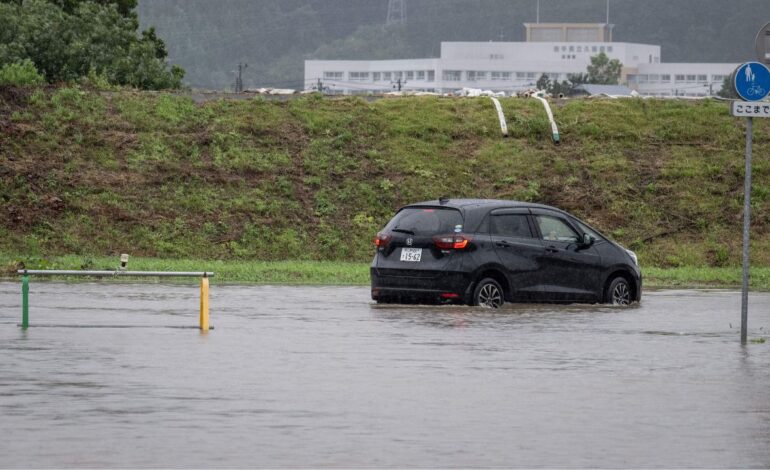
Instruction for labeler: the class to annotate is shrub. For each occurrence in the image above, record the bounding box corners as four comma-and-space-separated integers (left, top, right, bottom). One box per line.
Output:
0, 59, 45, 86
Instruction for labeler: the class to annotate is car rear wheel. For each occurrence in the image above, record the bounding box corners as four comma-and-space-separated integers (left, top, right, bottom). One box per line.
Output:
473, 278, 504, 308
606, 277, 632, 305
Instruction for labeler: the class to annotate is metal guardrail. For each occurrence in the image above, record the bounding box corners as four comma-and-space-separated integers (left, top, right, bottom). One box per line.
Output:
17, 268, 213, 331
18, 270, 214, 277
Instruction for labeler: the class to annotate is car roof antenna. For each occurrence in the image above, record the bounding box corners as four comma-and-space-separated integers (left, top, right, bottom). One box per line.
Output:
439, 196, 450, 205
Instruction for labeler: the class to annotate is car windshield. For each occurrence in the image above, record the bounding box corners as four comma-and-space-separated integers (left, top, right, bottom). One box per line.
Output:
384, 207, 463, 236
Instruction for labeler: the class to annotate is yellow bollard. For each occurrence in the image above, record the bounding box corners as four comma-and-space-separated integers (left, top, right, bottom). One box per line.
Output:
199, 276, 210, 331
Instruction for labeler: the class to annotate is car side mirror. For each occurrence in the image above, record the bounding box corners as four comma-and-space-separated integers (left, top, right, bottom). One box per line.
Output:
581, 233, 594, 247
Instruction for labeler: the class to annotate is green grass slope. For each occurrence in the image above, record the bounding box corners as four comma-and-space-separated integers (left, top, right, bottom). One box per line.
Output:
2, 86, 770, 272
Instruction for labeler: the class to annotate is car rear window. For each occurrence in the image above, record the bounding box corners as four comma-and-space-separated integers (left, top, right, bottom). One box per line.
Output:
384, 207, 463, 236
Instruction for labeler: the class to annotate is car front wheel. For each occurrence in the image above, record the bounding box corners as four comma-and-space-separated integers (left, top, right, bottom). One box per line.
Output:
606, 277, 632, 305
473, 278, 504, 308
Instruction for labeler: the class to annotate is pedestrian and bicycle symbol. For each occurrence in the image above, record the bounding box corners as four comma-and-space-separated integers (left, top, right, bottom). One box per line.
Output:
734, 61, 770, 101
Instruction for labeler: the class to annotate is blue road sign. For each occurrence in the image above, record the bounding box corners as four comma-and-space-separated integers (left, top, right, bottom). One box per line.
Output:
735, 62, 770, 101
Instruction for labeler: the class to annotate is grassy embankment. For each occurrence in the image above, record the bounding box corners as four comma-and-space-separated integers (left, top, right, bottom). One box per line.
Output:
4, 253, 770, 289
2, 86, 770, 287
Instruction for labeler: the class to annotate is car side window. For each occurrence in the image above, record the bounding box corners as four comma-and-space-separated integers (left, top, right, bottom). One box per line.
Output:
573, 219, 603, 242
536, 215, 579, 243
490, 214, 534, 238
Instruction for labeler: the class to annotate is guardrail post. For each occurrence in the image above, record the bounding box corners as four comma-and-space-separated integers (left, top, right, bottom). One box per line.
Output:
200, 274, 210, 331
22, 274, 29, 329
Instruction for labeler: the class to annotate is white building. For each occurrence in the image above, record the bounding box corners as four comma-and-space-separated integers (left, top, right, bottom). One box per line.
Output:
304, 23, 737, 97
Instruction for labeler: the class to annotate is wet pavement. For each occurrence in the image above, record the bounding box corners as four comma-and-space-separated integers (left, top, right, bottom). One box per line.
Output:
0, 282, 768, 468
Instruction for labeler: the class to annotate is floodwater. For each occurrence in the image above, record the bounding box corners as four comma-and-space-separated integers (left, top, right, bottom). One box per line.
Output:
0, 282, 768, 469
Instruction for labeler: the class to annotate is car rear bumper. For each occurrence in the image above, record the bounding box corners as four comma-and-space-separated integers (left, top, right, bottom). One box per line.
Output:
370, 267, 472, 303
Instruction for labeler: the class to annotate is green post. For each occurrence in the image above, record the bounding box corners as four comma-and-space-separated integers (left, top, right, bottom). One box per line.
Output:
22, 274, 29, 329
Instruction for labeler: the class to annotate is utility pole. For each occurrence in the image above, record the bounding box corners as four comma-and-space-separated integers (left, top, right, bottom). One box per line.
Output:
235, 62, 247, 93
393, 78, 406, 91
386, 0, 407, 26
316, 78, 325, 93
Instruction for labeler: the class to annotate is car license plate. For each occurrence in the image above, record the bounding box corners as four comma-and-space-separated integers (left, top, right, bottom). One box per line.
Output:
400, 248, 422, 262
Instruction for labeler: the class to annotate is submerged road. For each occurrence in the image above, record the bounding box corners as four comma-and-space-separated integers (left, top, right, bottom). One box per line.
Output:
0, 282, 768, 468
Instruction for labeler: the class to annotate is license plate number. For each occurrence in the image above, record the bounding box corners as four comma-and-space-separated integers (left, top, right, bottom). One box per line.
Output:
400, 248, 422, 262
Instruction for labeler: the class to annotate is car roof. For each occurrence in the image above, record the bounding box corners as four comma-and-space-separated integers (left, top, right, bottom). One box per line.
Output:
404, 198, 565, 213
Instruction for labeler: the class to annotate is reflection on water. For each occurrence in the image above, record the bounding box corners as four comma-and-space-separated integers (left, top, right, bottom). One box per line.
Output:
0, 282, 769, 468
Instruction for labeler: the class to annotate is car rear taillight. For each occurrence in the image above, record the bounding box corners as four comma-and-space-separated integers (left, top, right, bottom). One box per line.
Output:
375, 232, 392, 248
432, 234, 472, 250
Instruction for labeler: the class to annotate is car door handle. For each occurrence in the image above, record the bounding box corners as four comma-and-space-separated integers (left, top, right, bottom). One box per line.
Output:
496, 241, 513, 248
545, 246, 559, 253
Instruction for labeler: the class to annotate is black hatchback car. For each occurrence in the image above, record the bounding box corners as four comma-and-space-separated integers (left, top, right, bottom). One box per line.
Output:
371, 198, 641, 307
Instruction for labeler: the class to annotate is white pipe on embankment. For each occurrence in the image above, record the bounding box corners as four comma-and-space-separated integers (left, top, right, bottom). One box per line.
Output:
532, 91, 560, 144
489, 96, 508, 137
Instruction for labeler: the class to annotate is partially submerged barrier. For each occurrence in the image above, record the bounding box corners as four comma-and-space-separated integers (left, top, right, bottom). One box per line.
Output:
17, 268, 214, 331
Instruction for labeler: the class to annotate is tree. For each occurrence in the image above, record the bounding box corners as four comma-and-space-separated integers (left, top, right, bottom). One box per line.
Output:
586, 52, 623, 85
0, 0, 183, 89
717, 74, 738, 99
536, 73, 551, 91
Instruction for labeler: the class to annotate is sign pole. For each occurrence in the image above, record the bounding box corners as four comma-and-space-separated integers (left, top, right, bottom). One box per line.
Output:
741, 117, 753, 345
732, 59, 770, 343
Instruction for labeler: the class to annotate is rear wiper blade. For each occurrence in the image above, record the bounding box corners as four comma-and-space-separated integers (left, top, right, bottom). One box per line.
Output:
392, 228, 415, 235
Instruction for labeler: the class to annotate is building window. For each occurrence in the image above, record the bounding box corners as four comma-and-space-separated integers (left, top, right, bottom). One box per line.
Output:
490, 71, 512, 81
686, 74, 696, 83
712, 74, 724, 82
428, 70, 435, 81
416, 70, 425, 80
569, 45, 575, 52
600, 46, 606, 53
526, 72, 536, 80
553, 46, 559, 52
394, 71, 403, 79
649, 74, 660, 83
442, 70, 462, 81
516, 72, 526, 80
349, 72, 369, 81
675, 74, 685, 83
406, 71, 414, 80
638, 74, 648, 84
697, 74, 708, 83
467, 71, 487, 81
662, 74, 671, 82
577, 46, 582, 52
323, 71, 343, 80
607, 46, 613, 52
561, 46, 567, 52
490, 53, 504, 60
383, 71, 392, 81
372, 72, 381, 81
592, 46, 598, 52
627, 74, 637, 83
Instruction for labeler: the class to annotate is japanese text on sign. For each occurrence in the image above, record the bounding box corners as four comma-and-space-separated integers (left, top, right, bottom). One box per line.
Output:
731, 101, 770, 118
